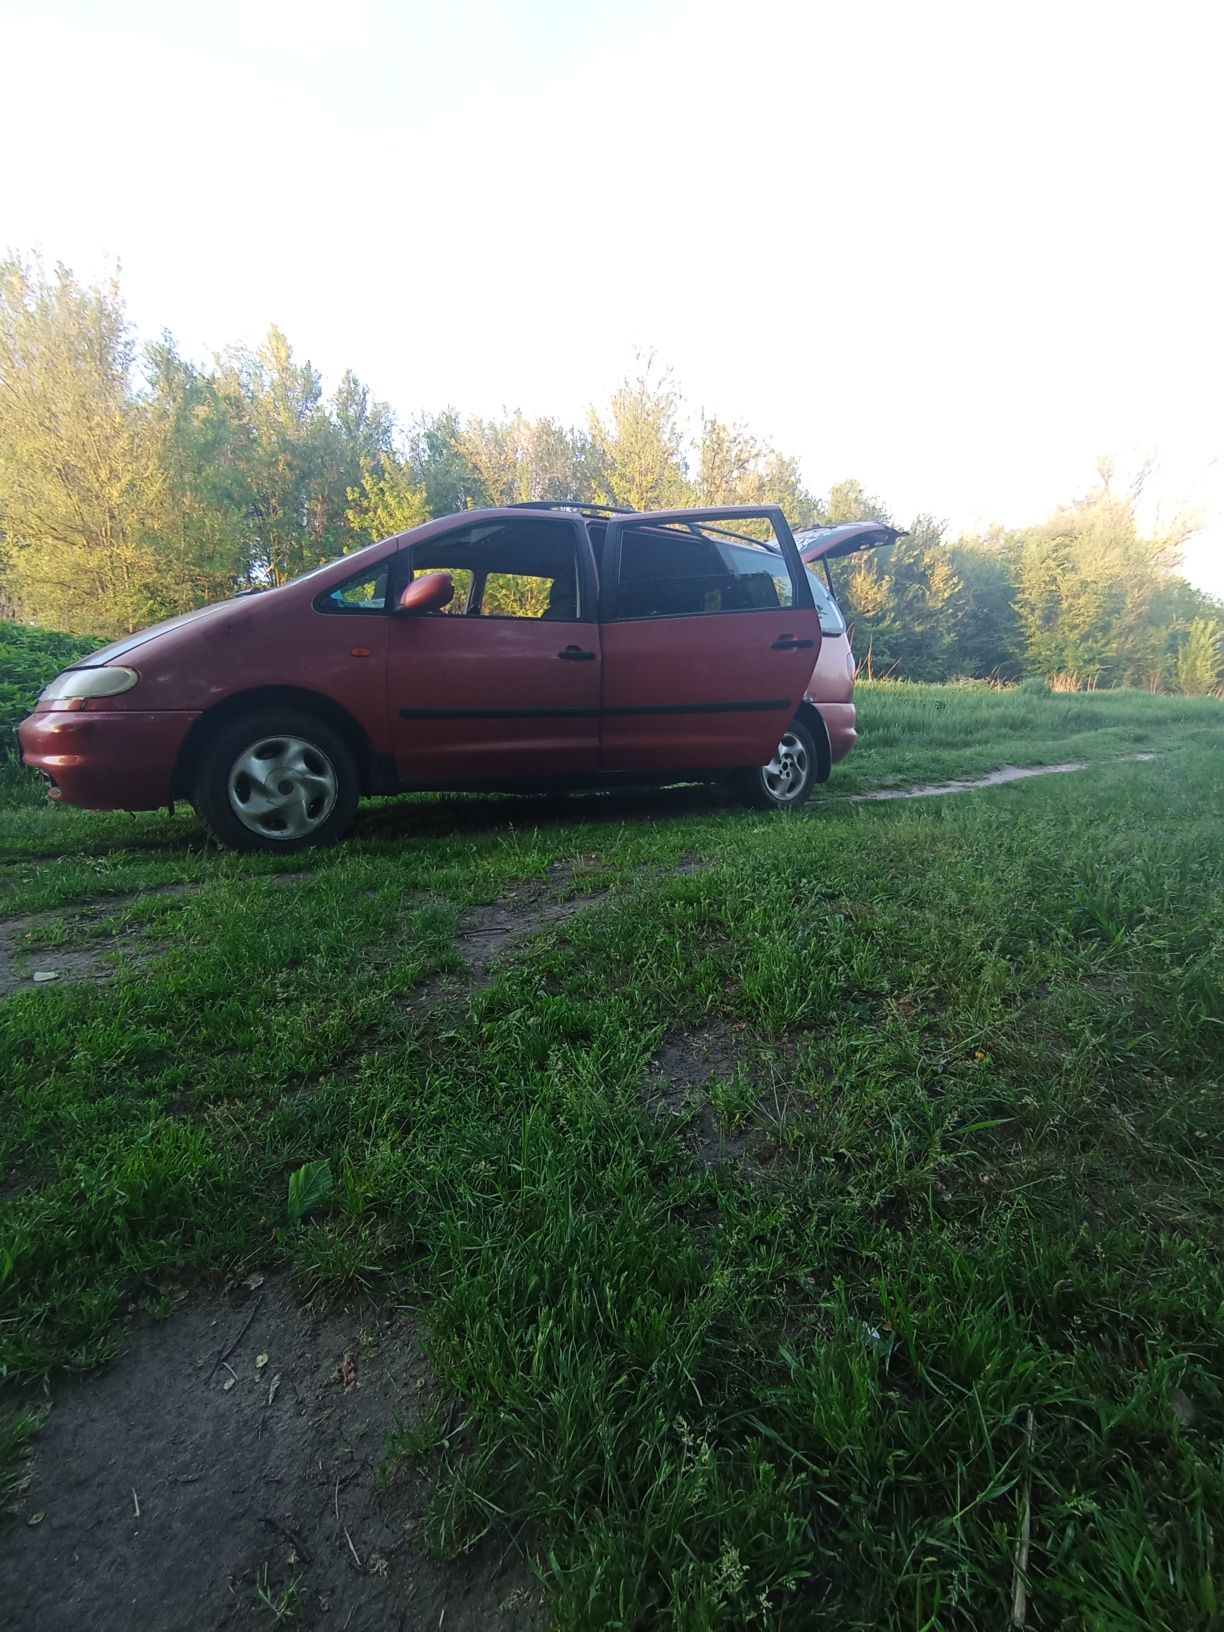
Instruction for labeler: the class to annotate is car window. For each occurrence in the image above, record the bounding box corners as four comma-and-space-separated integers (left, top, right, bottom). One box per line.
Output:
806, 567, 846, 636
484, 572, 553, 618
318, 563, 389, 613
614, 528, 795, 620
407, 563, 474, 614
408, 519, 581, 620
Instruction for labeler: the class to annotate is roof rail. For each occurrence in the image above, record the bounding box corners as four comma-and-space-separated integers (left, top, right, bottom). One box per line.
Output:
507, 500, 636, 516
507, 498, 797, 553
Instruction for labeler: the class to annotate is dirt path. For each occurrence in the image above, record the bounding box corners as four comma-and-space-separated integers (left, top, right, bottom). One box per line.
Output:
1, 1281, 536, 1632
849, 752, 1157, 803
1, 858, 717, 1628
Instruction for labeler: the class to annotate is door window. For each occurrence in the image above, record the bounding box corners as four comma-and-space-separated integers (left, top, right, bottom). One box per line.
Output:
405, 564, 474, 614
408, 519, 582, 620
614, 526, 795, 620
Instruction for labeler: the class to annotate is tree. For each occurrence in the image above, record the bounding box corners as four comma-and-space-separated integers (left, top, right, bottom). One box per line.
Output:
589, 358, 692, 512
346, 458, 430, 543
946, 532, 1025, 679
695, 417, 819, 525
406, 410, 486, 517
0, 255, 165, 636
212, 328, 394, 584
1175, 617, 1223, 696
1014, 480, 1182, 687
821, 478, 892, 526
839, 517, 960, 681
458, 412, 602, 506
145, 334, 254, 612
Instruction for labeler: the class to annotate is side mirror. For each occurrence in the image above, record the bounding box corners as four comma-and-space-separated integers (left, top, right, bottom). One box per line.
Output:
397, 572, 454, 616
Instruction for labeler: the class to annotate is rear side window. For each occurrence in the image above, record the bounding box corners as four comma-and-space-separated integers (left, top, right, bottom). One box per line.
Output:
615, 529, 795, 620
806, 568, 846, 636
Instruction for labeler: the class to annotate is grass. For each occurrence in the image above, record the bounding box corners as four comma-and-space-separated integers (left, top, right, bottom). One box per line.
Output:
1, 681, 1223, 1627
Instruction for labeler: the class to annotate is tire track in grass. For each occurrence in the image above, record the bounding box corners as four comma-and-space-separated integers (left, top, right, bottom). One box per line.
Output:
848, 752, 1158, 803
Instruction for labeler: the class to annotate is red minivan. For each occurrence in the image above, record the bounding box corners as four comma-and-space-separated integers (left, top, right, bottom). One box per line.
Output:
19, 505, 833, 851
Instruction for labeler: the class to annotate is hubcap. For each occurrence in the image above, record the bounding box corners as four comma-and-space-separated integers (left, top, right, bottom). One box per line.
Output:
227, 735, 337, 840
761, 730, 809, 803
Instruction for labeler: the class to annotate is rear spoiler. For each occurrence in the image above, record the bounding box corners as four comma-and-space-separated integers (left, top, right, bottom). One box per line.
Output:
796, 522, 907, 563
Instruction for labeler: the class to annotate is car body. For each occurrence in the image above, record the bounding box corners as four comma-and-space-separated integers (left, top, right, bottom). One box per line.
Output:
795, 522, 907, 762
19, 503, 832, 849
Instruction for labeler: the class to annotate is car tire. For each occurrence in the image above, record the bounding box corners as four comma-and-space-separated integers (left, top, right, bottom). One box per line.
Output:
730, 718, 818, 812
194, 709, 360, 853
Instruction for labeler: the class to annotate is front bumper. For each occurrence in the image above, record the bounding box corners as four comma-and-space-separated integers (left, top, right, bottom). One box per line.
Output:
812, 700, 857, 764
17, 708, 199, 811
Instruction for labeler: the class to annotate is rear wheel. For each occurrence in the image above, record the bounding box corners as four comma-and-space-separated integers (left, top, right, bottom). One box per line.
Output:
194, 710, 359, 853
731, 718, 818, 811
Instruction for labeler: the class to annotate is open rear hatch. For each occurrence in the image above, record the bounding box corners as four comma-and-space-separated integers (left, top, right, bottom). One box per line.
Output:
795, 522, 908, 563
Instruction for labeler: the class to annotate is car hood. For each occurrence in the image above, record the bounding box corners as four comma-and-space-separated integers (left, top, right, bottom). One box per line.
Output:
796, 522, 907, 562
71, 598, 258, 666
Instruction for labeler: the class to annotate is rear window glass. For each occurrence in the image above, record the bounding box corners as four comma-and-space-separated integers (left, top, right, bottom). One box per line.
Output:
806, 569, 846, 636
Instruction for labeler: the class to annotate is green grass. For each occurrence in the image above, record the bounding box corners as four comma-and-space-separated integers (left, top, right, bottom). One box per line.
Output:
2, 682, 1223, 1627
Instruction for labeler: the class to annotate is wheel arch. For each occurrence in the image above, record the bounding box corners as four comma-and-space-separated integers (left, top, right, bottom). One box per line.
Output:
795, 700, 832, 784
173, 687, 385, 800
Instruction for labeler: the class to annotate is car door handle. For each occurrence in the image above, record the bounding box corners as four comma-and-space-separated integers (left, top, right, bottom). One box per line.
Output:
771, 636, 816, 650
558, 646, 596, 661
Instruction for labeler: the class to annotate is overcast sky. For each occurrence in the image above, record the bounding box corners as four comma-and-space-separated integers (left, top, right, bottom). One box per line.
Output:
4, 0, 1221, 595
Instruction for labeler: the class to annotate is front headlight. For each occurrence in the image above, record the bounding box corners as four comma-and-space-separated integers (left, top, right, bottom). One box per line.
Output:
40, 666, 140, 703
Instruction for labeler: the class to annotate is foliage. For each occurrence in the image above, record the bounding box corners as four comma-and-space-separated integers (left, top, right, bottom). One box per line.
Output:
589, 355, 693, 512
1, 255, 1221, 691
1175, 616, 1224, 697
405, 409, 487, 516
0, 255, 167, 636
0, 260, 397, 632
696, 417, 819, 526
0, 621, 103, 749
458, 411, 603, 506
1013, 482, 1183, 688
346, 459, 431, 544
286, 1159, 335, 1226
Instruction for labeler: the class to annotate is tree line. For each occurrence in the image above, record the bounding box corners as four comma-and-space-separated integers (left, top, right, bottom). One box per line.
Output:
1, 254, 1220, 695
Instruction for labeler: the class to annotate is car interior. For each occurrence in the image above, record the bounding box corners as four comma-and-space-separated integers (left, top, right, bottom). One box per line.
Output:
410, 520, 579, 620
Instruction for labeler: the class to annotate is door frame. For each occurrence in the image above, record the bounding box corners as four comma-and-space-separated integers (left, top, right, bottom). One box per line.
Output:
394, 509, 600, 624
597, 505, 815, 622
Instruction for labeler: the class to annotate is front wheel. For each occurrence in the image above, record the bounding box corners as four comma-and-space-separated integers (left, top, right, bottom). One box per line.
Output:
194, 710, 360, 853
730, 719, 818, 811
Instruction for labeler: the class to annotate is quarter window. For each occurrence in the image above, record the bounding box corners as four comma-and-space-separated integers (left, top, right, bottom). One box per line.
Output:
317, 564, 389, 613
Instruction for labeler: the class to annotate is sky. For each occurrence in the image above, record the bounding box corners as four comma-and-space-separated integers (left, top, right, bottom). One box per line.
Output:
3, 0, 1222, 596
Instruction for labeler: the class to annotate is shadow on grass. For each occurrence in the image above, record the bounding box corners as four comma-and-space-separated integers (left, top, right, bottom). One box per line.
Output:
351, 783, 740, 844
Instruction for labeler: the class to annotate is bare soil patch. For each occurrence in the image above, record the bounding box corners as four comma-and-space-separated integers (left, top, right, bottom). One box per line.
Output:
851, 752, 1158, 803
0, 874, 310, 997
0, 911, 162, 997
644, 1023, 803, 1178
0, 1279, 537, 1632
455, 866, 611, 985
401, 862, 614, 1012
